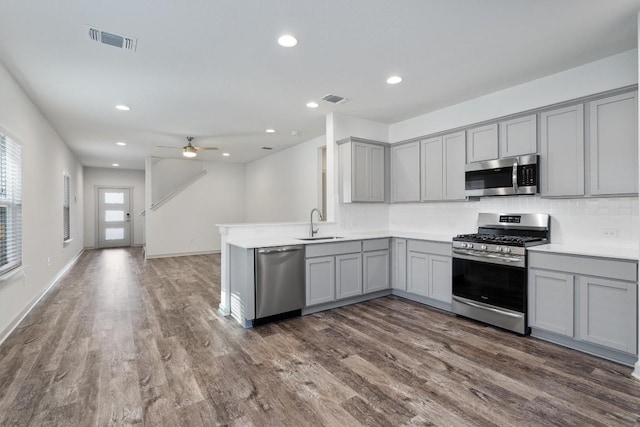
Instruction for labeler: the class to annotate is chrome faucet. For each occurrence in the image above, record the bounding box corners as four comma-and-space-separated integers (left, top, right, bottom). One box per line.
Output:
310, 208, 323, 237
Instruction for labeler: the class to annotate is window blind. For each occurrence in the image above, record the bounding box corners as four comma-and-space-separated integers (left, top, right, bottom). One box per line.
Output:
0, 131, 21, 274
63, 174, 70, 241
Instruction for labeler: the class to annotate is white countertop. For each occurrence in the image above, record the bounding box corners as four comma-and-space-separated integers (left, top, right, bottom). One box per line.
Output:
528, 243, 639, 262
226, 230, 455, 249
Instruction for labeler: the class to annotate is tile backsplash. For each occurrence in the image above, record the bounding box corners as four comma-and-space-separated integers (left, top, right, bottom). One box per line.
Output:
388, 196, 639, 248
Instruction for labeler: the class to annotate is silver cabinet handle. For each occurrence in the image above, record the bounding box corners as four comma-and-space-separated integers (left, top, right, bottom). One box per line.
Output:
512, 159, 519, 194
257, 246, 302, 254
453, 296, 523, 318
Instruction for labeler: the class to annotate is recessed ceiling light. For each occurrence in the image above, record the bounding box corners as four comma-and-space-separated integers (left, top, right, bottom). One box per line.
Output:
112, 163, 119, 167
386, 75, 403, 85
277, 34, 298, 47
265, 128, 275, 133
115, 104, 130, 111
116, 141, 127, 146
222, 152, 230, 157
291, 131, 299, 136
306, 101, 319, 109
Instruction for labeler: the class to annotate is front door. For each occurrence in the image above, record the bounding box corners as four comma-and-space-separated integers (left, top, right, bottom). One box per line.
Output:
97, 187, 132, 248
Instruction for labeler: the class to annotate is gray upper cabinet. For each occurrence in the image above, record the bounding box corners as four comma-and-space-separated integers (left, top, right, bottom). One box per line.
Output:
540, 104, 585, 197
338, 138, 387, 203
391, 141, 421, 203
420, 132, 465, 201
499, 114, 537, 158
466, 123, 498, 163
589, 91, 638, 196
421, 136, 443, 201
443, 131, 466, 200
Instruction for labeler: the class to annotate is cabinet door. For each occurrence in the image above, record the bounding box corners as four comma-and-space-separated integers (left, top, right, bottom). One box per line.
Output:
467, 123, 498, 163
336, 253, 363, 299
407, 250, 429, 297
368, 145, 386, 202
428, 255, 452, 304
528, 269, 574, 336
540, 104, 585, 196
577, 276, 637, 353
421, 137, 443, 201
363, 250, 389, 293
499, 115, 537, 158
589, 91, 638, 195
352, 142, 369, 202
443, 131, 466, 200
305, 256, 335, 306
391, 142, 421, 202
392, 238, 407, 290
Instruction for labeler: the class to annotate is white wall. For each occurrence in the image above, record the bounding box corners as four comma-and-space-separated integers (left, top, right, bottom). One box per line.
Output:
388, 49, 639, 248
0, 61, 84, 343
244, 135, 326, 222
151, 158, 203, 206
145, 160, 245, 257
83, 167, 145, 248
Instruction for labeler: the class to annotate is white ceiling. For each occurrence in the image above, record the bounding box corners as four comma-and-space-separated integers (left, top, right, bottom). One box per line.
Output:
0, 1, 639, 169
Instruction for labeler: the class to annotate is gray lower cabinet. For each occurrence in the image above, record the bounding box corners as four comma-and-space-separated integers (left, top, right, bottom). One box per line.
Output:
391, 238, 407, 290
406, 240, 452, 305
577, 275, 637, 353
539, 104, 585, 197
528, 250, 638, 365
335, 253, 363, 299
363, 250, 389, 293
305, 256, 335, 306
529, 269, 574, 336
588, 91, 638, 196
391, 142, 421, 202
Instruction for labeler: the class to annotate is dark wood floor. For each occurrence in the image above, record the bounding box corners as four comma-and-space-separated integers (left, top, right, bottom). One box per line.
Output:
0, 248, 639, 426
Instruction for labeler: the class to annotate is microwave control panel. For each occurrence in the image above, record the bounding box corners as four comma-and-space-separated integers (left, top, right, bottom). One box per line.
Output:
518, 164, 537, 186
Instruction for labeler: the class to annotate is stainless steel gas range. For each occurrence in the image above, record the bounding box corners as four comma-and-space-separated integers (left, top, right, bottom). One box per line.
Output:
452, 213, 550, 335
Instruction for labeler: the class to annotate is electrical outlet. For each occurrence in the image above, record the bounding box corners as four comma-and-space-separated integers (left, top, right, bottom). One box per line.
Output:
600, 228, 618, 239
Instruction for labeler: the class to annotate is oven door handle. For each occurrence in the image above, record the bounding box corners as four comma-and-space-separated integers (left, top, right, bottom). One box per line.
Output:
453, 296, 523, 318
512, 159, 519, 194
453, 249, 522, 262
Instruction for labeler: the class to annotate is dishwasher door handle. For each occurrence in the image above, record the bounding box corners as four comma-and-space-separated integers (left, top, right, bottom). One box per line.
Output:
257, 246, 303, 254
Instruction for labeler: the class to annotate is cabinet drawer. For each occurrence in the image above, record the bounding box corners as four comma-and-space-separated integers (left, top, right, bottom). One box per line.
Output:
529, 252, 637, 282
407, 239, 451, 256
363, 238, 389, 252
305, 241, 361, 258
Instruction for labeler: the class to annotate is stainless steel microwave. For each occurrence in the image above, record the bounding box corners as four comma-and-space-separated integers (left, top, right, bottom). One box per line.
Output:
465, 155, 538, 197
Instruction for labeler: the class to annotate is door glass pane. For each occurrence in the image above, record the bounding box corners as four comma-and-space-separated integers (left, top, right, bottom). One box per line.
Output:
104, 192, 124, 204
105, 210, 124, 222
105, 228, 124, 240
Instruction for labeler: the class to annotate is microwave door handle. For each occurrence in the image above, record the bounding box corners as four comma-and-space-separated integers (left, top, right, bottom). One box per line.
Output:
512, 159, 519, 194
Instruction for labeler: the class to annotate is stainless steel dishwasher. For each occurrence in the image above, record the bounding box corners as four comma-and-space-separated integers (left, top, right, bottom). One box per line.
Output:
254, 245, 305, 323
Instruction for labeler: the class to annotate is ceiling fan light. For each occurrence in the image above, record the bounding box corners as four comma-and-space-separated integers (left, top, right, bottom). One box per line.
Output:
183, 146, 197, 157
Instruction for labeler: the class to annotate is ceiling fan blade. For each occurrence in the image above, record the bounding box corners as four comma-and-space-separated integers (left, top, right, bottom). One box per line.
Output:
155, 145, 180, 149
195, 146, 219, 151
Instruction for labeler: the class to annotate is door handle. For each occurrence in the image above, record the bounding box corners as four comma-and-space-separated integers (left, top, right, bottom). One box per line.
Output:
512, 159, 519, 194
126, 212, 131, 222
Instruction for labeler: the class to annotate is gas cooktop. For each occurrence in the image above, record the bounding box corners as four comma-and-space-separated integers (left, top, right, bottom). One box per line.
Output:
453, 233, 546, 247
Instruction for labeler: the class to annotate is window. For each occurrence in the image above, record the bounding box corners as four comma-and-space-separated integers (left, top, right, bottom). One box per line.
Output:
0, 130, 21, 275
63, 174, 70, 242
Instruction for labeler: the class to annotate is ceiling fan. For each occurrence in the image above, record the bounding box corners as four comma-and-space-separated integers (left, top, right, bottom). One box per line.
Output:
156, 136, 218, 158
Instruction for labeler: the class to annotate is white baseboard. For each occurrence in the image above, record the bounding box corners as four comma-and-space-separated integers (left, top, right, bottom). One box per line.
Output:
633, 360, 640, 381
145, 249, 221, 259
0, 249, 84, 347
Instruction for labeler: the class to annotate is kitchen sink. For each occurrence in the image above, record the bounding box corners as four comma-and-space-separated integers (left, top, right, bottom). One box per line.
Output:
296, 236, 344, 241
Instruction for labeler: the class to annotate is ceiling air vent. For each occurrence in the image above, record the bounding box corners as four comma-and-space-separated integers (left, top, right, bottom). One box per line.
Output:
321, 94, 349, 105
87, 26, 137, 52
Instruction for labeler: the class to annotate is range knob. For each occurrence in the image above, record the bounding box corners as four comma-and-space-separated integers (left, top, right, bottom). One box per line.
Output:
503, 247, 511, 253
480, 245, 487, 250
496, 246, 503, 252
467, 243, 474, 249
